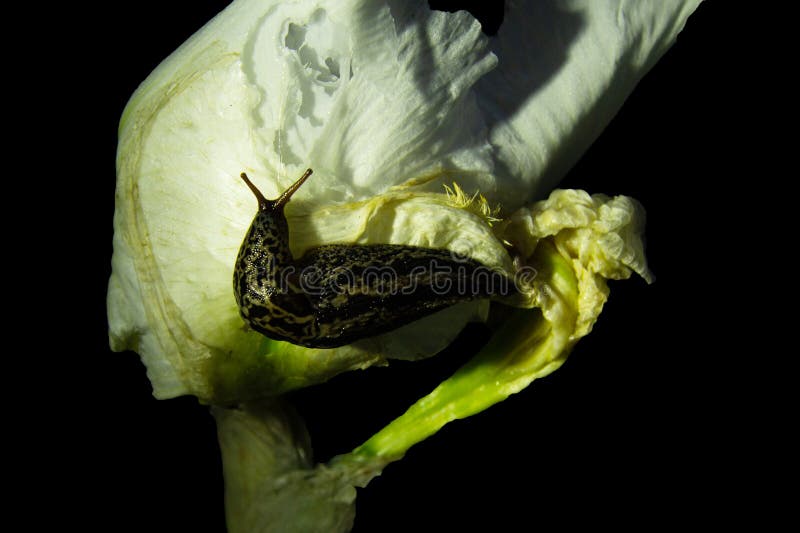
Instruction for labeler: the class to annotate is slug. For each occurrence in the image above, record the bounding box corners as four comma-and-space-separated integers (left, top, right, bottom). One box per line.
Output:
233, 169, 518, 348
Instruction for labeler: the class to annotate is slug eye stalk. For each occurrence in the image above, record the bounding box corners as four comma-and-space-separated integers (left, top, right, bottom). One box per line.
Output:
239, 168, 314, 211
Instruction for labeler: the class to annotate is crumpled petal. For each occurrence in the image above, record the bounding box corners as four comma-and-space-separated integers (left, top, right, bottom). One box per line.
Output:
503, 188, 653, 337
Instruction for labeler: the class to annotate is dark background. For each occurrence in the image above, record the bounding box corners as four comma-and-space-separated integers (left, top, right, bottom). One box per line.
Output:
71, 1, 742, 530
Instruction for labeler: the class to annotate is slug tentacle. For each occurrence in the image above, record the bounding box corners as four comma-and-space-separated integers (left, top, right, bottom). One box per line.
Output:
233, 169, 519, 348
239, 172, 270, 210
274, 168, 313, 209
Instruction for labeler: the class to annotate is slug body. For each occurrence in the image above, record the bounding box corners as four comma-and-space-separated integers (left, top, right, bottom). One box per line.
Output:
234, 169, 517, 348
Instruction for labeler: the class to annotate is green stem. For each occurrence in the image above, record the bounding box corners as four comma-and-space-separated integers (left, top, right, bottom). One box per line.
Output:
350, 241, 579, 462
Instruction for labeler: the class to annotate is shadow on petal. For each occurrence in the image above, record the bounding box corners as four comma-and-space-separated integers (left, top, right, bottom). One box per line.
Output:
477, 1, 585, 200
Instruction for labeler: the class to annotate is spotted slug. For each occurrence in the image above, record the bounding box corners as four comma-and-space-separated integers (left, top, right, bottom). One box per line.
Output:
233, 169, 518, 348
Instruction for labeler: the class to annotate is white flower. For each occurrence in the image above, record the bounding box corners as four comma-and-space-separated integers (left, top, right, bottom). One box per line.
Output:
109, 1, 702, 531
108, 0, 699, 402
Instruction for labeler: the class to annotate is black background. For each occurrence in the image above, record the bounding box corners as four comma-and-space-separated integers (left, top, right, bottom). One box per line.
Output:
68, 1, 744, 530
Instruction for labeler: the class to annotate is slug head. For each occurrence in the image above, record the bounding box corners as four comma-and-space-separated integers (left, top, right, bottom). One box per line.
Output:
240, 169, 313, 211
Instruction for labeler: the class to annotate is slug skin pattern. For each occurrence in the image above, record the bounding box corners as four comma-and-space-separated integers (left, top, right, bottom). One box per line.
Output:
233, 170, 517, 349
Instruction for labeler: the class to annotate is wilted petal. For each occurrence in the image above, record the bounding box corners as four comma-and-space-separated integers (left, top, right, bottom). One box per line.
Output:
504, 188, 653, 337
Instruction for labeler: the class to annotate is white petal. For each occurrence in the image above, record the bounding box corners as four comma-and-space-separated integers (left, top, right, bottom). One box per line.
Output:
473, 0, 703, 207
248, 1, 498, 199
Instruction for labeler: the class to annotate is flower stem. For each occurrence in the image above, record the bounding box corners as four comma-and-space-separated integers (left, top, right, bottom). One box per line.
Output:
348, 241, 579, 462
